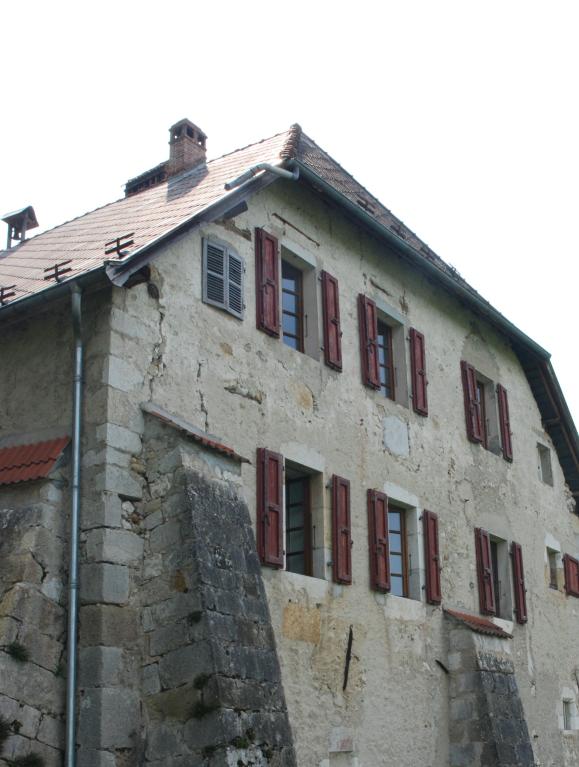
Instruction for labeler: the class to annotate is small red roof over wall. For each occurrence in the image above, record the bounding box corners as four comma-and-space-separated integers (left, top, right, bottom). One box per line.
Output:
445, 608, 512, 639
0, 437, 70, 486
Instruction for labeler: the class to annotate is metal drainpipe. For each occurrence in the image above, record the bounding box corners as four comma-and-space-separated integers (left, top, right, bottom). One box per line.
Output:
66, 283, 83, 767
224, 163, 299, 190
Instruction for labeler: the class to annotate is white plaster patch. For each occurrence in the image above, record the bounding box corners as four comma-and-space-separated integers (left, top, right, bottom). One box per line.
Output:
328, 727, 354, 753
492, 617, 514, 635
384, 594, 426, 621
383, 416, 409, 456
280, 442, 325, 473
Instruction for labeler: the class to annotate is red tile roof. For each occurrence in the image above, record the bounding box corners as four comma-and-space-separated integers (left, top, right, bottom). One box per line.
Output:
0, 437, 70, 486
0, 129, 293, 308
445, 608, 512, 639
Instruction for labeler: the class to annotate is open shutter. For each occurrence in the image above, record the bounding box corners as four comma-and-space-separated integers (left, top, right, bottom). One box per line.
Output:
563, 554, 579, 597
497, 384, 513, 462
256, 448, 284, 568
332, 475, 352, 584
475, 528, 496, 615
423, 510, 441, 604
358, 294, 380, 389
203, 239, 226, 309
510, 542, 527, 623
321, 271, 342, 371
461, 361, 483, 443
367, 489, 390, 592
409, 328, 428, 416
255, 229, 280, 336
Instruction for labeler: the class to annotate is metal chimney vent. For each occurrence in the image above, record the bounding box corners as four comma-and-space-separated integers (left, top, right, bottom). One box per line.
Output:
2, 206, 39, 249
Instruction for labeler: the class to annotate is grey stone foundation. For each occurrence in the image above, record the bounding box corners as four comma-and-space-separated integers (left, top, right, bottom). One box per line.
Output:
448, 620, 536, 767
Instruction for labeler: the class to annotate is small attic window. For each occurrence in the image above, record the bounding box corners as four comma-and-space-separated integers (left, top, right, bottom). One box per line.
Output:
202, 237, 244, 320
187, 127, 195, 138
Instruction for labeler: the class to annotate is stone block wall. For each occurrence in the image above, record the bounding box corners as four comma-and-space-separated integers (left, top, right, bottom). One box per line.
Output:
448, 619, 536, 766
0, 476, 68, 766
138, 416, 296, 766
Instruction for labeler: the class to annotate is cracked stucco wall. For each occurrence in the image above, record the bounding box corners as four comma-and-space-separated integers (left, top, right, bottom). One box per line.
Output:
0, 175, 577, 765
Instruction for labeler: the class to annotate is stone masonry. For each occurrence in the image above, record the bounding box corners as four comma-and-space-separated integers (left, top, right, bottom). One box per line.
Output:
0, 472, 68, 767
448, 618, 536, 767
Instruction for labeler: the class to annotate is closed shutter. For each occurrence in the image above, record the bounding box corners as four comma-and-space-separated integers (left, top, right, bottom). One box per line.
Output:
203, 238, 244, 318
255, 228, 280, 336
423, 510, 442, 604
409, 328, 428, 416
475, 528, 496, 614
227, 250, 244, 318
203, 239, 226, 309
563, 554, 579, 597
321, 270, 342, 371
461, 361, 483, 443
256, 448, 284, 568
358, 294, 380, 389
497, 384, 513, 462
510, 541, 527, 623
332, 475, 352, 584
367, 489, 390, 592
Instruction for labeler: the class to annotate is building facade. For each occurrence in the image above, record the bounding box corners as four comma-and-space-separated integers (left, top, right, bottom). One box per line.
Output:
0, 120, 577, 767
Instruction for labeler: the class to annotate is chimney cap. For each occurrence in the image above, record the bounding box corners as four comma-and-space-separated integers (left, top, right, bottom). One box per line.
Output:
2, 205, 39, 232
169, 118, 207, 146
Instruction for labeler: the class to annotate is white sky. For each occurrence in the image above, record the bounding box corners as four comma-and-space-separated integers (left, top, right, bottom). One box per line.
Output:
1, 1, 577, 424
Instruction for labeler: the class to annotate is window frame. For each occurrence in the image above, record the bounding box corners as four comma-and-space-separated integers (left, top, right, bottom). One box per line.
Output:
377, 319, 396, 400
281, 259, 305, 353
285, 473, 313, 577
388, 502, 410, 598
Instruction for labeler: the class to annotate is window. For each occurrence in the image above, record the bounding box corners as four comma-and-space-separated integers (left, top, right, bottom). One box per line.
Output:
476, 378, 488, 449
255, 229, 322, 360
563, 700, 573, 731
461, 363, 512, 460
285, 470, 311, 576
548, 549, 559, 589
538, 443, 553, 485
388, 504, 409, 597
475, 529, 515, 619
377, 320, 395, 399
256, 448, 325, 579
358, 295, 416, 409
281, 260, 304, 352
202, 237, 244, 318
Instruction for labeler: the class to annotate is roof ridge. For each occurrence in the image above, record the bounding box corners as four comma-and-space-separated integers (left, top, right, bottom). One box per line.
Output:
279, 123, 302, 160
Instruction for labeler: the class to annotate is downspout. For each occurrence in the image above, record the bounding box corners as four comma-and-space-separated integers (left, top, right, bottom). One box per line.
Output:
66, 283, 83, 767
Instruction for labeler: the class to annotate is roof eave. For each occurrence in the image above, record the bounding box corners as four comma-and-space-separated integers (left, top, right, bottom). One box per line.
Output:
290, 159, 550, 362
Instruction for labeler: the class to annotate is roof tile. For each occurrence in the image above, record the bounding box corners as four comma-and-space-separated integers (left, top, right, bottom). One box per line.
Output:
0, 437, 70, 486
445, 608, 513, 639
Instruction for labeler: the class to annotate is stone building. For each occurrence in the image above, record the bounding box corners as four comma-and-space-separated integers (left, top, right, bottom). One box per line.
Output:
0, 119, 577, 767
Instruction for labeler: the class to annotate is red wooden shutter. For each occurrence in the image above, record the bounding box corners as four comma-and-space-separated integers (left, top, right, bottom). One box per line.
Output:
497, 384, 513, 462
256, 448, 284, 568
367, 489, 390, 592
332, 475, 352, 584
321, 271, 342, 371
423, 510, 441, 604
510, 542, 527, 623
409, 328, 428, 416
475, 528, 496, 614
461, 361, 483, 443
358, 294, 380, 389
255, 228, 280, 337
563, 554, 579, 597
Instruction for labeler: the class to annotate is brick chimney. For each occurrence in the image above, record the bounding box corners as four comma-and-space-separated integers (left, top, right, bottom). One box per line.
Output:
168, 118, 207, 177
